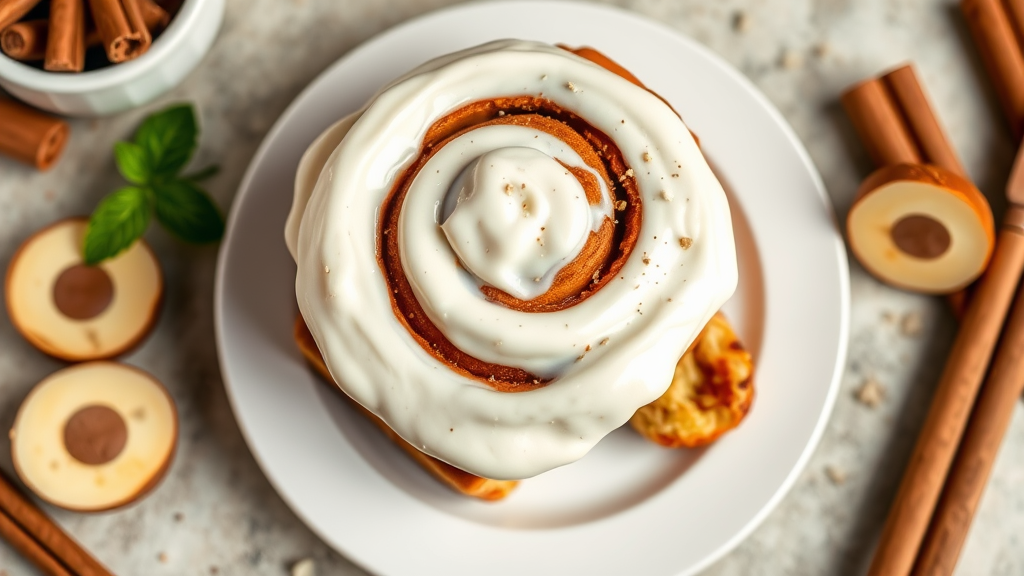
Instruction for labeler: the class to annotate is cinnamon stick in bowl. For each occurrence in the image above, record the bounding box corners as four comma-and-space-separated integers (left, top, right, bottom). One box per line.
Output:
2, 1, 169, 63
137, 0, 168, 29
0, 0, 43, 30
87, 0, 152, 63
45, 0, 86, 72
0, 19, 47, 61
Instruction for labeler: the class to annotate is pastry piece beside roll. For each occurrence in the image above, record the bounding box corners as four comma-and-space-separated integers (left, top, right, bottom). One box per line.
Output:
631, 313, 755, 448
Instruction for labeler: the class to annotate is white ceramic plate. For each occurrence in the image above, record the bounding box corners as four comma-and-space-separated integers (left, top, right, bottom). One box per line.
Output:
214, 2, 849, 575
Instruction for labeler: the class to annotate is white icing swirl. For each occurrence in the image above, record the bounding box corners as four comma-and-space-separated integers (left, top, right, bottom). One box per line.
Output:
440, 145, 602, 300
286, 40, 737, 480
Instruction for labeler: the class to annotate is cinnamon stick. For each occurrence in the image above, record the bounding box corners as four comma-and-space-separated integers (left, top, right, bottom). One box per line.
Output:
842, 64, 966, 176
883, 66, 967, 176
842, 64, 974, 318
868, 215, 1024, 576
914, 212, 1024, 573
0, 99, 69, 170
1006, 0, 1024, 49
0, 19, 46, 61
0, 471, 112, 576
2, 1, 168, 63
45, 0, 86, 72
137, 0, 168, 30
962, 0, 1024, 138
0, 507, 74, 576
0, 0, 42, 31
87, 0, 151, 63
841, 78, 922, 167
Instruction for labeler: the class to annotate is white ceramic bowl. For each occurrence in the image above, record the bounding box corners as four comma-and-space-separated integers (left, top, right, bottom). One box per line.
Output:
0, 0, 224, 117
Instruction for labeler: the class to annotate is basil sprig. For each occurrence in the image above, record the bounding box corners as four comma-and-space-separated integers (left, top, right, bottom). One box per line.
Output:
83, 104, 223, 265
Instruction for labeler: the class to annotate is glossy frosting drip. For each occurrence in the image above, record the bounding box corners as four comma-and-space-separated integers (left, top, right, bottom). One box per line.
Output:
286, 40, 738, 480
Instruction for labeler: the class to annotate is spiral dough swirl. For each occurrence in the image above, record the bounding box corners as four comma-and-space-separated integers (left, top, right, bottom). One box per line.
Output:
287, 40, 737, 480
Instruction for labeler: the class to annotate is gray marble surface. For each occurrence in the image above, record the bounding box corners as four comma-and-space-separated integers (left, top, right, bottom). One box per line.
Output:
2, 0, 1024, 574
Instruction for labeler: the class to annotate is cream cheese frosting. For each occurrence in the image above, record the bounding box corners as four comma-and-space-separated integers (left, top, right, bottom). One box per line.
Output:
286, 40, 737, 480
440, 143, 610, 300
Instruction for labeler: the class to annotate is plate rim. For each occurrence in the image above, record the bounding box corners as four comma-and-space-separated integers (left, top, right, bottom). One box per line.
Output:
214, 2, 850, 574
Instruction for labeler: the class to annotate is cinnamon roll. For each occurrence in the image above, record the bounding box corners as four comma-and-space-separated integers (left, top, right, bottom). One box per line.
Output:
286, 40, 738, 480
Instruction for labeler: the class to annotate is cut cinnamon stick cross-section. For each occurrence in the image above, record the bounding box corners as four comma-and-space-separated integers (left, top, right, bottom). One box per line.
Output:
87, 0, 152, 62
0, 99, 69, 170
5, 218, 163, 361
842, 64, 994, 295
45, 0, 86, 72
848, 164, 995, 294
0, 0, 43, 30
1, 19, 47, 61
10, 362, 177, 512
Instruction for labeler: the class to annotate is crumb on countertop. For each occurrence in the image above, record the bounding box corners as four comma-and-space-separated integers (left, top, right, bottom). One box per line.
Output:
825, 465, 847, 485
292, 558, 316, 576
900, 311, 923, 336
733, 11, 751, 32
855, 376, 885, 409
780, 49, 803, 69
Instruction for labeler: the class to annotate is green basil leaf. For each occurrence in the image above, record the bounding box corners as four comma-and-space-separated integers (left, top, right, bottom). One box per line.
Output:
83, 187, 152, 265
153, 179, 224, 244
135, 104, 197, 182
114, 141, 149, 184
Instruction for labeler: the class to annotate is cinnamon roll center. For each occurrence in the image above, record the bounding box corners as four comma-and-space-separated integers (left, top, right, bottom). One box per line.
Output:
378, 97, 640, 392
441, 147, 596, 300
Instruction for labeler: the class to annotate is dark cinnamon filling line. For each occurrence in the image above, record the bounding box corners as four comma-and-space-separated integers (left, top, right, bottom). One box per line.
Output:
377, 96, 642, 393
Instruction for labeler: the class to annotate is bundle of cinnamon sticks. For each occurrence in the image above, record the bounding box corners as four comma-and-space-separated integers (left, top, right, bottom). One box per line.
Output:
0, 470, 111, 576
0, 0, 178, 72
842, 1, 1024, 575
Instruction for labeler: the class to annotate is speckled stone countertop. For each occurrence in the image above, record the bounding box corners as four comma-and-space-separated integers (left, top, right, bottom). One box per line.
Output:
2, 0, 1023, 574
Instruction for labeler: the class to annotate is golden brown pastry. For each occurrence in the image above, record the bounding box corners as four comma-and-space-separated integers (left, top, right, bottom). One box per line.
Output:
630, 313, 755, 448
